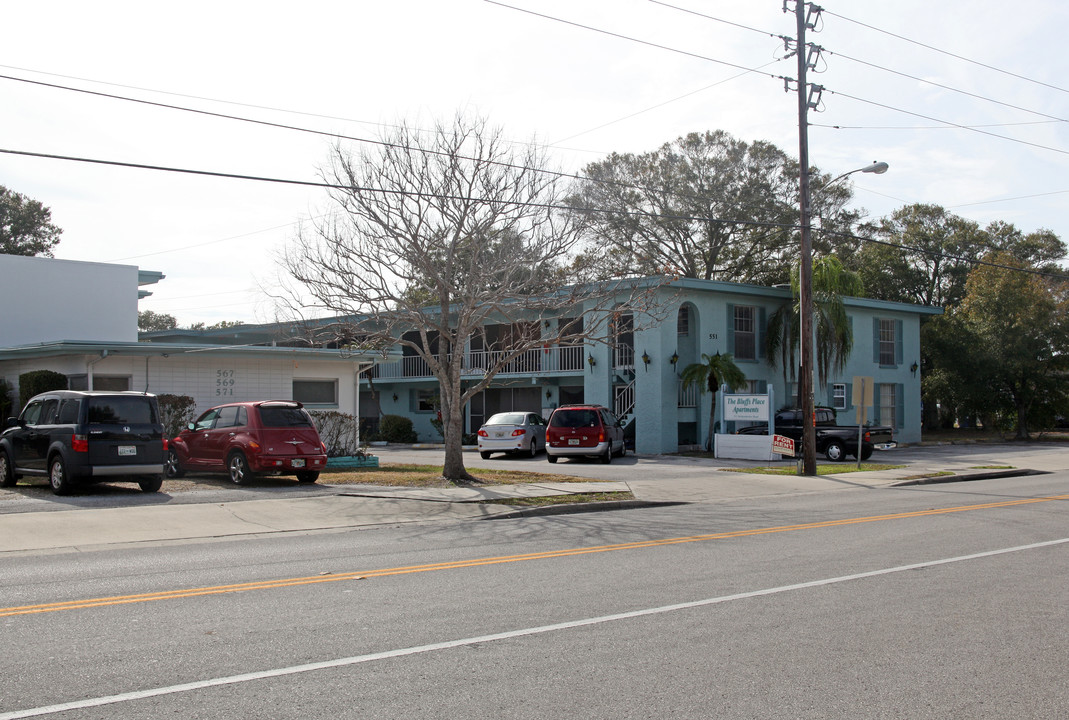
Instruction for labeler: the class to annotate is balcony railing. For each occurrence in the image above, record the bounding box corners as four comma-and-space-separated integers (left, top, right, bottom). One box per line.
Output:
368, 344, 593, 380
678, 381, 698, 408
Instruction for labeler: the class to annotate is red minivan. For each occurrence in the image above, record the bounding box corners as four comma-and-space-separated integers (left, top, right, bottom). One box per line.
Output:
167, 401, 327, 484
545, 404, 626, 464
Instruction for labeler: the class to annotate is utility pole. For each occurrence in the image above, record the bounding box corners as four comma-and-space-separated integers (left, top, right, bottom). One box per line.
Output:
793, 1, 820, 475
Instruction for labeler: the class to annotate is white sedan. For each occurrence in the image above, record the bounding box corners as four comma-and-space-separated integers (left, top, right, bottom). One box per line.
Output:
477, 412, 548, 459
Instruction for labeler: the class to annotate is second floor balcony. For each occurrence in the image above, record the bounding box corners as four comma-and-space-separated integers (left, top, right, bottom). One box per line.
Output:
368, 344, 637, 381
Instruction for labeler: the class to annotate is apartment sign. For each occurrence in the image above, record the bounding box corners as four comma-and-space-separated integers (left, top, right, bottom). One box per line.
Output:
724, 394, 770, 421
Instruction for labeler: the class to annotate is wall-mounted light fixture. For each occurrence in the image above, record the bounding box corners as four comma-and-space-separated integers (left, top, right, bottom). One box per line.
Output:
910, 361, 918, 377
669, 351, 679, 374
587, 354, 596, 372
546, 390, 552, 400
392, 393, 398, 402
641, 350, 651, 371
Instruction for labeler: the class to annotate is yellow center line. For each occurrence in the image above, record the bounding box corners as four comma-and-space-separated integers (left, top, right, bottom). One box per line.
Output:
3, 493, 1066, 618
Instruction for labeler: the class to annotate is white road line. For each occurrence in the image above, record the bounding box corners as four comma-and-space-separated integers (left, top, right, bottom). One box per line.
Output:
4, 537, 1067, 719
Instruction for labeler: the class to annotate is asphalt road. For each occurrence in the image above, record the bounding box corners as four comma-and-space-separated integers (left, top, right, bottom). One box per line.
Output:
2, 465, 1067, 719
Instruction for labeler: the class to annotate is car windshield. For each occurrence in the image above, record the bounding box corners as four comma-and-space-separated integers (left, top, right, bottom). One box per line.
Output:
259, 405, 314, 428
87, 397, 157, 425
550, 409, 598, 428
485, 413, 526, 426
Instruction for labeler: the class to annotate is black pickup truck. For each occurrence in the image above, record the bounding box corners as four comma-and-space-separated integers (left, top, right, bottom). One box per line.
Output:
736, 407, 895, 461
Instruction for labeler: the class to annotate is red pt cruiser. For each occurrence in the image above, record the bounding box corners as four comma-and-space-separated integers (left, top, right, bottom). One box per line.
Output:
168, 400, 328, 484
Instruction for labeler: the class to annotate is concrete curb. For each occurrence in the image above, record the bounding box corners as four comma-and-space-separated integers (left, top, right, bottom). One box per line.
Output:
891, 468, 1045, 486
482, 499, 687, 520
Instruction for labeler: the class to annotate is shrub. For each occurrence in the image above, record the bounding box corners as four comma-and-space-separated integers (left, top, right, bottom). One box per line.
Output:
378, 414, 417, 443
19, 370, 68, 407
309, 410, 359, 456
0, 378, 14, 419
157, 394, 197, 439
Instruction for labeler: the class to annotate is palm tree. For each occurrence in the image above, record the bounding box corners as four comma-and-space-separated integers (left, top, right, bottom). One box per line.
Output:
767, 255, 863, 404
681, 351, 747, 451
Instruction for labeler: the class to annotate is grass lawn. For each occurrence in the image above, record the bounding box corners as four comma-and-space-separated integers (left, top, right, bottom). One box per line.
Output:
720, 462, 906, 476
318, 463, 593, 487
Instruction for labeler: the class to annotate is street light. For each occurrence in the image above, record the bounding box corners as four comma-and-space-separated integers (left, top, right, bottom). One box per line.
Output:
797, 160, 888, 475
827, 161, 888, 187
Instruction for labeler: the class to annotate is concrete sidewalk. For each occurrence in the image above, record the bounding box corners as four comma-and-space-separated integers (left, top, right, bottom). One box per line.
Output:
0, 454, 1047, 555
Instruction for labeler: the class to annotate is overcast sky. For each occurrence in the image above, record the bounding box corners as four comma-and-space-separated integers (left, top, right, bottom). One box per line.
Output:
4, 0, 1067, 326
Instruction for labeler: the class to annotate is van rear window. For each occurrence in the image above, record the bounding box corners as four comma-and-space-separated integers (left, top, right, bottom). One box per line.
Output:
550, 409, 599, 428
87, 397, 157, 425
259, 406, 314, 428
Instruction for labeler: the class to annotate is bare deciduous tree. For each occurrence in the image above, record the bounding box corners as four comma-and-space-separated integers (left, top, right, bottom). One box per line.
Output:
277, 115, 661, 482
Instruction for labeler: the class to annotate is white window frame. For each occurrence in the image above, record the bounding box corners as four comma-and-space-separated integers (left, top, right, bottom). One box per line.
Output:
832, 383, 847, 410
879, 383, 896, 427
734, 305, 756, 361
879, 319, 896, 366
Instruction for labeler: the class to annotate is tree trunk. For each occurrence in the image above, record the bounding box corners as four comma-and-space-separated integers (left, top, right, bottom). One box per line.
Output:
705, 391, 717, 452
439, 365, 475, 483
1015, 399, 1030, 440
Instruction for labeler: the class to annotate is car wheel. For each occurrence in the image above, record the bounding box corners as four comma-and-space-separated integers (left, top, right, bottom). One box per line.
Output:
139, 475, 163, 493
165, 448, 184, 479
49, 456, 73, 496
528, 439, 538, 458
824, 440, 845, 462
547, 453, 558, 464
480, 451, 492, 460
600, 445, 612, 464
616, 440, 626, 458
296, 471, 319, 484
0, 450, 15, 488
227, 452, 254, 485
860, 445, 873, 461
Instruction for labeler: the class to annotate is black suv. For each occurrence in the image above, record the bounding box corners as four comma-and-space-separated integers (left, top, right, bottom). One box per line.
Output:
0, 391, 166, 495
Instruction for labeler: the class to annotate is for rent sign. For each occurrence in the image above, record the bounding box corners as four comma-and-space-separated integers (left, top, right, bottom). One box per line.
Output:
723, 395, 770, 421
772, 434, 795, 457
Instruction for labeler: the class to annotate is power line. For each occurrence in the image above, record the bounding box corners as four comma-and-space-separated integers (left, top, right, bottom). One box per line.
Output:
811, 120, 1063, 131
551, 61, 784, 145
483, 0, 788, 80
824, 49, 1069, 124
0, 72, 744, 211
818, 226, 1069, 282
647, 3, 1068, 127
823, 9, 1069, 95
0, 146, 801, 232
0, 72, 812, 229
828, 88, 1069, 157
6, 146, 1063, 284
646, 0, 778, 38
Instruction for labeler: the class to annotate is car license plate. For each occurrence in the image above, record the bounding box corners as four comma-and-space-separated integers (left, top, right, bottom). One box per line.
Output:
568, 438, 580, 446
494, 431, 505, 438
118, 446, 137, 456
292, 459, 305, 468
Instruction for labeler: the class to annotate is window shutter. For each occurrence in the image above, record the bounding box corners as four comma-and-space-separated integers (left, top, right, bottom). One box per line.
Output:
757, 307, 766, 359
757, 380, 767, 393
895, 319, 904, 366
726, 304, 735, 355
872, 318, 880, 364
846, 382, 853, 410
895, 383, 905, 429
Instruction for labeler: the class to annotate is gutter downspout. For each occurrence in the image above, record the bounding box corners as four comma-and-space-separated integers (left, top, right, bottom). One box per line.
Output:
86, 350, 109, 391
354, 361, 373, 450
